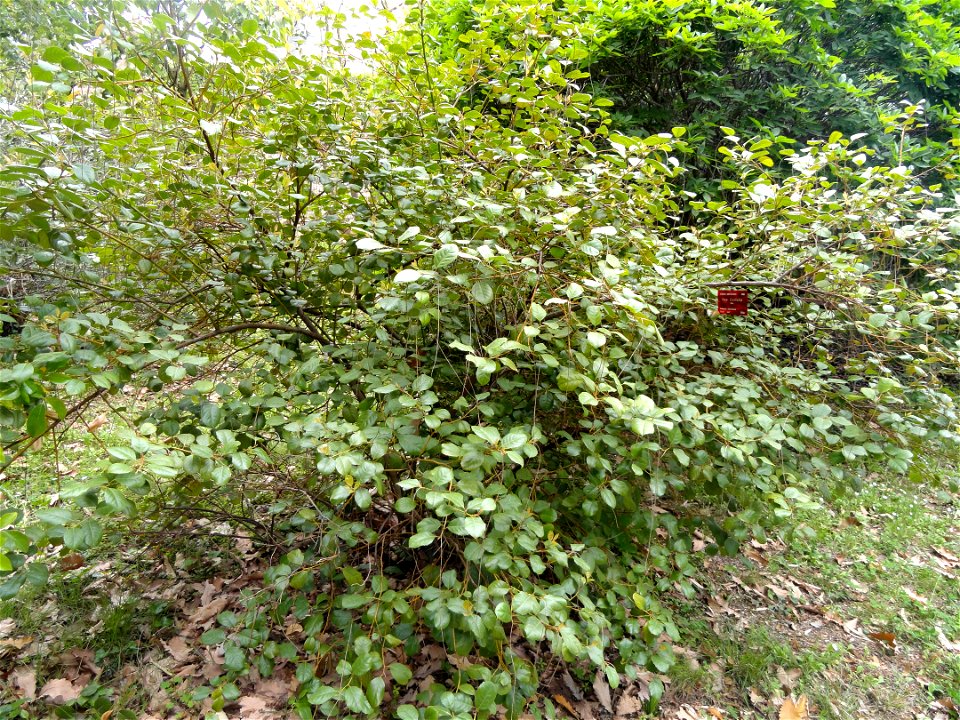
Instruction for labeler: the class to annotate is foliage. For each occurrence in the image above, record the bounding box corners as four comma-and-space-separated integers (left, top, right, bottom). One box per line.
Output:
426, 0, 960, 189
0, 0, 958, 717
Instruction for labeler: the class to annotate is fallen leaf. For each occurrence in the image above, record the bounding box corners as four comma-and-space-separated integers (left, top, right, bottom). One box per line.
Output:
238, 696, 270, 718
11, 667, 37, 699
553, 693, 579, 718
0, 635, 34, 653
842, 617, 860, 635
59, 553, 85, 571
932, 547, 960, 565
777, 667, 801, 691
780, 695, 810, 720
186, 596, 230, 627
706, 709, 724, 720
748, 687, 766, 708
903, 587, 928, 605
867, 631, 897, 652
39, 678, 85, 705
937, 628, 960, 653
593, 670, 613, 712
676, 705, 702, 720
0, 618, 15, 637
574, 700, 598, 720
86, 414, 109, 433
614, 691, 646, 718
164, 635, 193, 662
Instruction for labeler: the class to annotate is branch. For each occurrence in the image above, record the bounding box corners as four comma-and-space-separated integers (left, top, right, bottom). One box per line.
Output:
175, 322, 325, 349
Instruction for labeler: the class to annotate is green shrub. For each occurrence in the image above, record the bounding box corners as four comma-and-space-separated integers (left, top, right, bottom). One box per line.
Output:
0, 1, 958, 717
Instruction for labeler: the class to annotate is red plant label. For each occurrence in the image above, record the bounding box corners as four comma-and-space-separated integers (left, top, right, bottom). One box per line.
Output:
717, 289, 749, 315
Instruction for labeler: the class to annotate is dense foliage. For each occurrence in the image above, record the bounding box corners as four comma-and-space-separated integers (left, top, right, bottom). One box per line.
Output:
0, 0, 958, 717
428, 0, 960, 189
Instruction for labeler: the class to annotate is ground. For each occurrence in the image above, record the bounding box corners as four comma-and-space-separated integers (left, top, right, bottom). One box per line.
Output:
1, 420, 958, 720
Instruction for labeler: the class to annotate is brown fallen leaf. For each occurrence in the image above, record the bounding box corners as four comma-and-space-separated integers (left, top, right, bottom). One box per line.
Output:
574, 700, 598, 720
614, 691, 645, 718
675, 705, 703, 720
593, 670, 613, 712
932, 547, 960, 566
904, 587, 928, 605
867, 631, 897, 653
86, 414, 109, 433
0, 635, 34, 655
163, 635, 193, 663
780, 695, 810, 720
842, 617, 860, 635
10, 667, 37, 699
0, 618, 15, 637
777, 667, 801, 691
553, 693, 579, 718
706, 709, 724, 719
937, 628, 960, 653
59, 553, 86, 571
186, 596, 230, 627
39, 678, 85, 705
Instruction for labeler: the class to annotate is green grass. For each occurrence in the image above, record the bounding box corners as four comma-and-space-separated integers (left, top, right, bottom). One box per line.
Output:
666, 457, 960, 719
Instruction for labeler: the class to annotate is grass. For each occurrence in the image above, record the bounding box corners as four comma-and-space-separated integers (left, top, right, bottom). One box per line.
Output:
663, 456, 960, 719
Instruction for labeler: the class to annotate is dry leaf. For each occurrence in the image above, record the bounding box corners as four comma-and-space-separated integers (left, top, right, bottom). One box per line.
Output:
552, 693, 579, 718
39, 678, 85, 705
777, 667, 801, 691
842, 617, 860, 635
59, 553, 85, 571
574, 700, 599, 720
86, 414, 109, 433
748, 687, 766, 708
614, 692, 646, 718
676, 705, 703, 720
932, 547, 960, 565
0, 618, 15, 637
903, 587, 928, 605
593, 670, 613, 712
780, 695, 810, 720
0, 635, 34, 653
187, 596, 230, 627
11, 667, 37, 699
937, 628, 960, 653
706, 709, 724, 719
164, 635, 193, 662
867, 631, 897, 652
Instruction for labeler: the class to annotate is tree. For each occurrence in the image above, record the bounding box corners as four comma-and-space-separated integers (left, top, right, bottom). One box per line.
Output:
426, 0, 960, 190
0, 0, 958, 716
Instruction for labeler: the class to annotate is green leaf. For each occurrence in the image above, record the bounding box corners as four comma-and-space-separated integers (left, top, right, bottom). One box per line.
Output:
395, 268, 423, 283
200, 402, 222, 427
343, 686, 373, 714
409, 531, 436, 548
63, 519, 102, 550
26, 403, 48, 438
307, 686, 338, 705
72, 163, 96, 184
471, 281, 494, 304
396, 705, 419, 720
389, 662, 413, 685
201, 628, 226, 645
